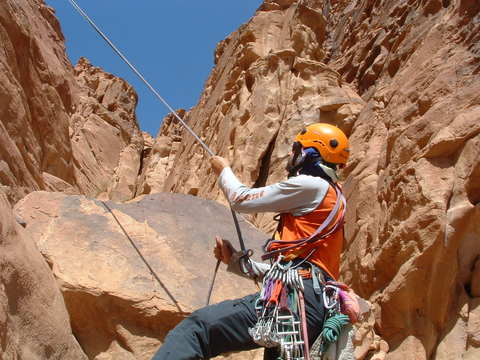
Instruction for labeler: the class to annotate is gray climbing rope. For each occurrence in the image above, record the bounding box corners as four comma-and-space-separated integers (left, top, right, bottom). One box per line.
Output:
66, 0, 251, 305
67, 0, 214, 157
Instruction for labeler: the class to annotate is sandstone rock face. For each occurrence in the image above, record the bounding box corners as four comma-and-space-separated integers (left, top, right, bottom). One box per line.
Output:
2, 0, 479, 358
0, 0, 144, 204
146, 0, 480, 358
1, 0, 157, 356
143, 1, 364, 233
326, 1, 480, 359
15, 191, 268, 359
0, 0, 78, 203
353, 299, 389, 360
137, 111, 187, 196
0, 191, 87, 359
72, 58, 144, 201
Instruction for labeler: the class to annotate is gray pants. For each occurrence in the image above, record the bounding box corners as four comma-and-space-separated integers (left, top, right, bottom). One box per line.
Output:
152, 277, 326, 360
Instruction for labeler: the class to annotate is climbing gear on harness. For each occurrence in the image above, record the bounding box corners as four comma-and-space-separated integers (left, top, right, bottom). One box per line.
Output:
298, 291, 310, 359
262, 184, 346, 261
295, 124, 349, 166
328, 281, 360, 324
249, 257, 318, 360
320, 314, 350, 352
67, 0, 254, 305
314, 281, 359, 355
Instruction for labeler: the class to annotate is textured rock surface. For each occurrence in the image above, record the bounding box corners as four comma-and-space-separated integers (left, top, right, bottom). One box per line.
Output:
144, 1, 364, 233
2, 0, 479, 358
15, 191, 268, 359
0, 0, 144, 204
72, 58, 144, 201
353, 300, 389, 360
328, 1, 480, 359
0, 191, 87, 359
147, 0, 480, 359
0, 0, 158, 356
137, 111, 186, 196
0, 0, 78, 203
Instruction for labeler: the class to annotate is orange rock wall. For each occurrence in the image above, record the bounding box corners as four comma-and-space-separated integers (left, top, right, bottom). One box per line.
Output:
1, 0, 479, 358
328, 1, 480, 359
71, 58, 144, 201
147, 1, 480, 358
0, 0, 78, 203
0, 0, 146, 358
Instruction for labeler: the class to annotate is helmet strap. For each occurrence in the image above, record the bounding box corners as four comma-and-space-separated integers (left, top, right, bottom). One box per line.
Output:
318, 163, 339, 183
286, 141, 305, 177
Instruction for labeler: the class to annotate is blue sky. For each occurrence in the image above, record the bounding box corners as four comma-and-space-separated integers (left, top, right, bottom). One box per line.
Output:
46, 0, 262, 136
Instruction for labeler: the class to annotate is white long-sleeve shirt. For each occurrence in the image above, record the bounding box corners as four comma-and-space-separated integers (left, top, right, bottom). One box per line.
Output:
219, 167, 330, 216
219, 167, 331, 279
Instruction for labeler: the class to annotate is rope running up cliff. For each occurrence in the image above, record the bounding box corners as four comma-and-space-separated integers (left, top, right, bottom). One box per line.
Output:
67, 0, 250, 306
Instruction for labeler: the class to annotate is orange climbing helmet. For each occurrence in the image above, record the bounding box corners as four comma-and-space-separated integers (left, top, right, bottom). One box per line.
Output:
295, 123, 349, 165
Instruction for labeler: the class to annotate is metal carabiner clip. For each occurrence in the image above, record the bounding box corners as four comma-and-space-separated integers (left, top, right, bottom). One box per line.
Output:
323, 284, 340, 309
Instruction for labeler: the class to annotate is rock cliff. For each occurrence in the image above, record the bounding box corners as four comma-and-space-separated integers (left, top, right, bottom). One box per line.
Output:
143, 0, 480, 359
0, 0, 147, 358
0, 0, 78, 203
1, 0, 479, 359
326, 1, 480, 358
0, 0, 144, 204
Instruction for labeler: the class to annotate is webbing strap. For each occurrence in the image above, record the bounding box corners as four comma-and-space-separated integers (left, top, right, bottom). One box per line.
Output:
298, 291, 311, 360
312, 265, 322, 295
306, 186, 345, 240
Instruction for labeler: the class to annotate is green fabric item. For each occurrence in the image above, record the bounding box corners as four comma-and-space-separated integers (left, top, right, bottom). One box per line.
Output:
321, 313, 350, 352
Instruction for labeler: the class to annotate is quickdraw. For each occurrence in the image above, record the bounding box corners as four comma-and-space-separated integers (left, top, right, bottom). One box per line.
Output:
249, 256, 311, 360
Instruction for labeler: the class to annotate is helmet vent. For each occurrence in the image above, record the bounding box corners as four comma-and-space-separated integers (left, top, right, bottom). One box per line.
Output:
330, 139, 339, 148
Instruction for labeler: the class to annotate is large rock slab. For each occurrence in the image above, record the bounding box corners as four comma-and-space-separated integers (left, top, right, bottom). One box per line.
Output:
15, 191, 267, 359
0, 191, 86, 359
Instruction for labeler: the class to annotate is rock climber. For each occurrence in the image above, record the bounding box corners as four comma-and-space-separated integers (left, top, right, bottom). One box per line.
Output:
152, 123, 349, 360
